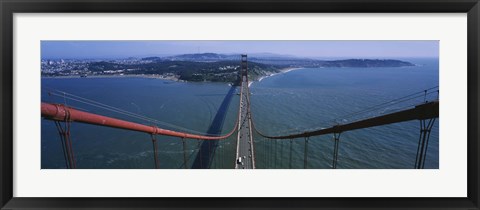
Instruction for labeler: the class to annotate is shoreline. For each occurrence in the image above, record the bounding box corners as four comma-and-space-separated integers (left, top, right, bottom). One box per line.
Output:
251, 67, 303, 87
42, 74, 184, 82
259, 67, 303, 82
43, 66, 306, 87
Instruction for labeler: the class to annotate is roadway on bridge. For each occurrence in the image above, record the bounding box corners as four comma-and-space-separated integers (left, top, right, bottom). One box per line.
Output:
235, 76, 255, 169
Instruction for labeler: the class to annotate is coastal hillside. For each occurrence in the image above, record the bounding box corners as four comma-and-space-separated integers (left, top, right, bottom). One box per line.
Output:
41, 53, 415, 83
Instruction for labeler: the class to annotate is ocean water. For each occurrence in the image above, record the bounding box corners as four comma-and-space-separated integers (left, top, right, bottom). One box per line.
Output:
41, 58, 439, 169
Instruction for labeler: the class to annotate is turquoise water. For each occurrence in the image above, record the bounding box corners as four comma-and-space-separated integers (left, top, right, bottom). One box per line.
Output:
41, 58, 439, 169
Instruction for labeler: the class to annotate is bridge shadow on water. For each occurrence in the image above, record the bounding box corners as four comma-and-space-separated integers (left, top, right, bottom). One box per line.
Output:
191, 85, 237, 169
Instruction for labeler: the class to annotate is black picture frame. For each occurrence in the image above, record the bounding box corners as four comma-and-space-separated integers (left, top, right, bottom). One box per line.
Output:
1, 0, 479, 209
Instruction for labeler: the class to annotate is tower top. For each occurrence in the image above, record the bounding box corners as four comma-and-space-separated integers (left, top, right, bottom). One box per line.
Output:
241, 54, 248, 77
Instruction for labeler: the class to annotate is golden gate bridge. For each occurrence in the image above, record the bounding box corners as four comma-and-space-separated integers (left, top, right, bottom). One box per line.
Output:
41, 55, 439, 169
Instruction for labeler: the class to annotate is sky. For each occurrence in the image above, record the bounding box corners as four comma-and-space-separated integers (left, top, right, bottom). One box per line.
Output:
41, 40, 439, 59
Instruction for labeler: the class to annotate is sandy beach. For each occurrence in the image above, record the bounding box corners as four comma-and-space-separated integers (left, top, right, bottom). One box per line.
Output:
251, 67, 303, 87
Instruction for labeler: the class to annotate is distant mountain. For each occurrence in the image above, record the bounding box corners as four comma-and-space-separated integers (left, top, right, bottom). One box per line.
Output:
322, 59, 415, 68
164, 53, 304, 62
165, 53, 239, 61
248, 53, 299, 59
162, 53, 415, 68
141, 56, 163, 61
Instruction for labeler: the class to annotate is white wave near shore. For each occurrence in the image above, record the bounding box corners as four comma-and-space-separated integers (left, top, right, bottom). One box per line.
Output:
249, 67, 303, 87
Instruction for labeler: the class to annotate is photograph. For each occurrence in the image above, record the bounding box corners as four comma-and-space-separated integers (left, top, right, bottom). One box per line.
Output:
40, 40, 439, 169
2, 0, 477, 208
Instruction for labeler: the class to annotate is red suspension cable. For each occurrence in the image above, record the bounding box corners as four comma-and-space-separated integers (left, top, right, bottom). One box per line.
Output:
42, 80, 245, 141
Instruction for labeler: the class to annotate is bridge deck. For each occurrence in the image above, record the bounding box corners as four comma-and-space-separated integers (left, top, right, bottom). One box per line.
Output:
235, 76, 255, 169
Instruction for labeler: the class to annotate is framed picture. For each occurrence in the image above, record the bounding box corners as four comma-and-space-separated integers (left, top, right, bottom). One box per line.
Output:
1, 0, 479, 209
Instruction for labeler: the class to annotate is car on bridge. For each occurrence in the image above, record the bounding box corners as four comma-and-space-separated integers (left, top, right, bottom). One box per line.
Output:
237, 157, 244, 165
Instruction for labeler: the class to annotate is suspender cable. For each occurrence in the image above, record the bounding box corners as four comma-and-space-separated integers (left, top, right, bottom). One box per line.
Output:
267, 139, 269, 169
266, 139, 269, 168
414, 120, 423, 169
267, 139, 271, 168
215, 140, 218, 169
270, 139, 273, 168
415, 118, 436, 169
182, 137, 188, 169
198, 139, 203, 169
265, 138, 268, 169
289, 139, 293, 169
265, 139, 268, 169
54, 121, 70, 169
280, 139, 284, 168
65, 129, 76, 169
332, 133, 341, 169
219, 140, 222, 169
207, 141, 212, 169
53, 109, 76, 169
422, 119, 436, 169
274, 139, 277, 168
64, 110, 76, 169
304, 137, 309, 169
151, 134, 159, 169
261, 138, 265, 168
220, 139, 224, 169
421, 122, 432, 169
418, 120, 429, 168
423, 90, 427, 103
265, 139, 268, 168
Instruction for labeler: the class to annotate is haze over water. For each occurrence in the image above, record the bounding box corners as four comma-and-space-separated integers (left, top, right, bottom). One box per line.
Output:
41, 58, 439, 169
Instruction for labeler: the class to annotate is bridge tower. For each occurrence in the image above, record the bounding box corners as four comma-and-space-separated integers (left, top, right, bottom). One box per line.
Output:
241, 54, 248, 79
